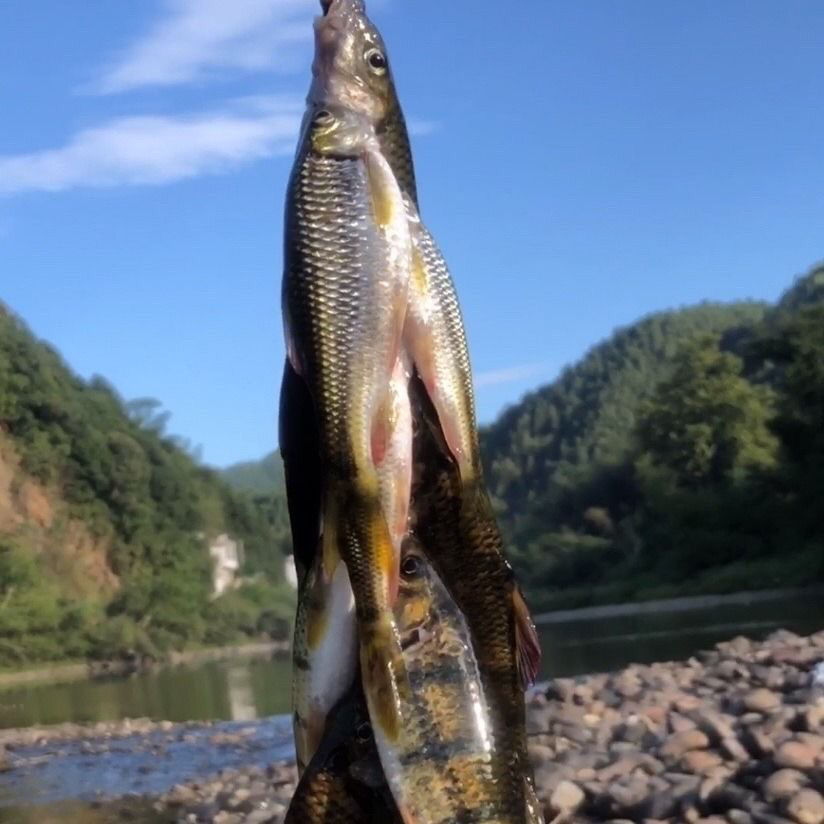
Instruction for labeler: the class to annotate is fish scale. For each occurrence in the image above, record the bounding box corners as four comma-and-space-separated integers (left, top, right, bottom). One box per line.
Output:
283, 1, 542, 821
283, 106, 413, 765
409, 373, 539, 823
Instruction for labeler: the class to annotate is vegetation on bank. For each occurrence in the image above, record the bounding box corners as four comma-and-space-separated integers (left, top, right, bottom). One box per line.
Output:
0, 306, 294, 668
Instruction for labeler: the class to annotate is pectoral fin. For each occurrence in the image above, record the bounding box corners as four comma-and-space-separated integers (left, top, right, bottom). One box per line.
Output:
513, 586, 541, 689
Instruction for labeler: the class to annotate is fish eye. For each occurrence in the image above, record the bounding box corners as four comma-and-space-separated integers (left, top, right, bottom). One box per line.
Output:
355, 721, 372, 743
314, 109, 334, 126
365, 48, 387, 74
401, 553, 422, 579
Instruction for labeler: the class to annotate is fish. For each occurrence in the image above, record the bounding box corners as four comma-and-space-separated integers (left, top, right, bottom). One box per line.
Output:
312, 0, 418, 207
285, 0, 420, 773
386, 538, 536, 824
407, 360, 542, 822
314, 0, 542, 708
292, 551, 358, 776
281, 0, 419, 587
286, 685, 401, 824
290, 540, 543, 824
282, 102, 413, 757
284, 2, 542, 818
292, 355, 412, 773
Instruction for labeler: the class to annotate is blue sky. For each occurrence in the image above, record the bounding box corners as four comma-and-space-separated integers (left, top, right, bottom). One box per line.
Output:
2, 1, 823, 467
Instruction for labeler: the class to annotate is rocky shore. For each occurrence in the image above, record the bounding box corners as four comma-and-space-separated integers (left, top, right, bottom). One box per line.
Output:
148, 630, 824, 824
2, 630, 822, 824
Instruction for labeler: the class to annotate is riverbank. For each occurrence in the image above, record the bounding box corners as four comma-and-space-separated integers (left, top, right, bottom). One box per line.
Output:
147, 628, 824, 823
1, 629, 821, 823
0, 641, 287, 691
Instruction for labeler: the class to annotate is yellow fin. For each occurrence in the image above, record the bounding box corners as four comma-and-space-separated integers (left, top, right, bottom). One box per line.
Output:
411, 245, 428, 294
361, 621, 406, 743
321, 496, 340, 581
366, 151, 396, 228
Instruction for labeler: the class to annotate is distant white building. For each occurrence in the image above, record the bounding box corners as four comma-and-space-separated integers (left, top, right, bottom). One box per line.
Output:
209, 534, 244, 597
284, 555, 298, 589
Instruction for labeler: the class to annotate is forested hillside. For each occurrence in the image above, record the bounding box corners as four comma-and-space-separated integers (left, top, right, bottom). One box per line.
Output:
225, 263, 824, 612
481, 264, 824, 609
222, 452, 285, 495
0, 306, 294, 667
8, 261, 817, 669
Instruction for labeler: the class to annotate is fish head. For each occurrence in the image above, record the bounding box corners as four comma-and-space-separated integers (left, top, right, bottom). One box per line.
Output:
394, 539, 440, 643
308, 104, 375, 155
311, 0, 395, 124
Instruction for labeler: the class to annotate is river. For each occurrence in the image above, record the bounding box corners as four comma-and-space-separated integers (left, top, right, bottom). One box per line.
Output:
2, 588, 822, 730
0, 588, 822, 821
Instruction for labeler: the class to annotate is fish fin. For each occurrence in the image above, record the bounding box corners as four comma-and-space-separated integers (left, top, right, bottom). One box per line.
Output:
321, 495, 341, 582
360, 618, 405, 744
293, 707, 325, 778
513, 586, 541, 689
365, 150, 398, 228
363, 495, 399, 605
305, 565, 330, 651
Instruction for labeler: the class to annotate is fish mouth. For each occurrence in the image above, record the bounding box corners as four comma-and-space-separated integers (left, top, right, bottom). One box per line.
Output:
313, 0, 363, 49
321, 0, 366, 17
310, 0, 384, 120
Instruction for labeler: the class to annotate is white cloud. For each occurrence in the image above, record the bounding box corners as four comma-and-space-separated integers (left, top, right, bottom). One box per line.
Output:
92, 0, 317, 94
408, 119, 440, 137
0, 97, 303, 195
475, 363, 547, 389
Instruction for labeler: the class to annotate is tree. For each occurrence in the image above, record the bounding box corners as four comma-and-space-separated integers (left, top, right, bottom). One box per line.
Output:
637, 335, 778, 488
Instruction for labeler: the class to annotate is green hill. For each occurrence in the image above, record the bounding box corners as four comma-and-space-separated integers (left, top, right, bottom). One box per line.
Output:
481, 264, 824, 609
480, 301, 768, 537
224, 264, 824, 611
0, 305, 294, 668
222, 451, 285, 495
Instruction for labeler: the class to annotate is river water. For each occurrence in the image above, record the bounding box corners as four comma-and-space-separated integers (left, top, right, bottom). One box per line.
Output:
2, 588, 823, 730
0, 589, 822, 820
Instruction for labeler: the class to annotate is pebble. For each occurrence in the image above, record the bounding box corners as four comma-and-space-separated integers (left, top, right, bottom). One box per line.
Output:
762, 770, 807, 802
12, 629, 818, 824
745, 690, 781, 713
550, 780, 585, 813
774, 741, 817, 770
785, 790, 824, 824
681, 750, 723, 774
661, 729, 710, 758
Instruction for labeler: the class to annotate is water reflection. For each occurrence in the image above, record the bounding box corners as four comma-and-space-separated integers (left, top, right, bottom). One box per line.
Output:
537, 591, 824, 678
0, 654, 293, 730
0, 801, 162, 824
1, 591, 823, 731
226, 663, 257, 721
